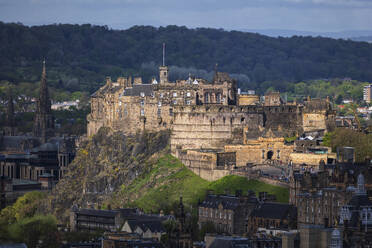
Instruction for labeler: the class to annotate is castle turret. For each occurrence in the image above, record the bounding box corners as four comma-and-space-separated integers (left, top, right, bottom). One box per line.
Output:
33, 60, 54, 143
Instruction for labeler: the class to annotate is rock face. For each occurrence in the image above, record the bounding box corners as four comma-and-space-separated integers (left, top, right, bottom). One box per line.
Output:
49, 128, 170, 223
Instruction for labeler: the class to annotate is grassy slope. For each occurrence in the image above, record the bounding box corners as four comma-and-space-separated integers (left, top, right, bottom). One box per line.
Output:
121, 154, 289, 212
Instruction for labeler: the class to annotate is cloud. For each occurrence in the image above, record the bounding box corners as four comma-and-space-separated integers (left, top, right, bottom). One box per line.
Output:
0, 0, 371, 32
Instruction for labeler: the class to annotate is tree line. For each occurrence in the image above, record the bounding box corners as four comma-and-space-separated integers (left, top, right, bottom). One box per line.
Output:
1, 22, 372, 94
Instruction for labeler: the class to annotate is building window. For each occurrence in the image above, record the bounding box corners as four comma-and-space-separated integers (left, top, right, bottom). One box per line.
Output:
172, 100, 177, 105
169, 108, 173, 116
124, 105, 128, 116
173, 92, 177, 97
262, 150, 265, 159
204, 93, 209, 103
160, 93, 164, 98
140, 100, 144, 107
157, 108, 161, 117
158, 101, 162, 107
186, 100, 191, 105
277, 150, 280, 159
186, 92, 191, 97
216, 93, 221, 103
140, 109, 144, 116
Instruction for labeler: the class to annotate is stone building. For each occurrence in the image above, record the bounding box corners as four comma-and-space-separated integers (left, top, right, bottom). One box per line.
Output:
198, 191, 258, 235
339, 173, 372, 247
247, 202, 297, 234
290, 160, 372, 229
87, 66, 237, 137
70, 206, 138, 232
87, 65, 335, 145
0, 137, 75, 182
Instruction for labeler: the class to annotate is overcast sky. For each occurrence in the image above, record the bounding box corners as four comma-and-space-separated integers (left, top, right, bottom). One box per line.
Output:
0, 0, 371, 32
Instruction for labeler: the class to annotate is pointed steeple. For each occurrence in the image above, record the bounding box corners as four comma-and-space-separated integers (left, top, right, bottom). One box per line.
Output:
5, 87, 15, 136
33, 60, 54, 142
38, 59, 51, 114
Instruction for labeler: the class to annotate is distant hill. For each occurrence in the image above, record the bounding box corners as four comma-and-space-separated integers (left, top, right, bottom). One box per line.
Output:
1, 22, 372, 93
238, 28, 372, 40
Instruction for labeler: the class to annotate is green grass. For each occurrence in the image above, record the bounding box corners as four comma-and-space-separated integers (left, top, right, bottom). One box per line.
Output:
121, 154, 289, 213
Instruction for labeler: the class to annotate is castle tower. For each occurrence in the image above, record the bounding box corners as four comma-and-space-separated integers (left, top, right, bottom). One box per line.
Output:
33, 60, 54, 143
159, 43, 169, 84
4, 89, 16, 136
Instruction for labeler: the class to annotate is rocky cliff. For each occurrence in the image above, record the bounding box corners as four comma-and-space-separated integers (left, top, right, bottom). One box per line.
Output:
49, 128, 170, 222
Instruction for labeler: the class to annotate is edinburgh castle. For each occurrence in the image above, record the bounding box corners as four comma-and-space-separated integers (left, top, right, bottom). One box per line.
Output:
88, 62, 336, 180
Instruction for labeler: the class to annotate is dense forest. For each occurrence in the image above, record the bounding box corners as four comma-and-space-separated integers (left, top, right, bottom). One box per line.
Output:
1, 22, 372, 94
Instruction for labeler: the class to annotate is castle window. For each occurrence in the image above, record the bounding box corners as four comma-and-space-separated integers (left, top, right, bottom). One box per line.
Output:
140, 92, 145, 97
169, 108, 173, 116
262, 150, 265, 159
216, 93, 221, 103
172, 100, 177, 105
140, 109, 145, 116
140, 100, 144, 107
277, 150, 280, 159
186, 92, 191, 97
157, 108, 161, 117
160, 93, 164, 98
173, 92, 177, 97
186, 100, 191, 105
158, 101, 162, 107
204, 93, 209, 103
124, 105, 128, 116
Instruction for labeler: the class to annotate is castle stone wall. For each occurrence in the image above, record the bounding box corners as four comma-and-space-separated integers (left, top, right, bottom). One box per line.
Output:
170, 105, 263, 152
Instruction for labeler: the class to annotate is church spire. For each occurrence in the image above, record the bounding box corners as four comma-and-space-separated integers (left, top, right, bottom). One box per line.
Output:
33, 60, 54, 142
5, 87, 15, 136
39, 59, 51, 114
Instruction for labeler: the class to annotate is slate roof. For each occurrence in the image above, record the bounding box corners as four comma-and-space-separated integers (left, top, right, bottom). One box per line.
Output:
129, 219, 165, 233
0, 244, 28, 248
199, 194, 257, 210
123, 84, 153, 97
76, 208, 120, 218
208, 236, 281, 248
348, 194, 372, 209
73, 208, 137, 219
31, 142, 58, 152
250, 203, 296, 220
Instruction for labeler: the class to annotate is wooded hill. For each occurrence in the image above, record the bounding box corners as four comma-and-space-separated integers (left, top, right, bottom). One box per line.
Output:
1, 22, 372, 93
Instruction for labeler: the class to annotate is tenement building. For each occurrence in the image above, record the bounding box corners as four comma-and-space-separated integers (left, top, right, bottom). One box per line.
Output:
290, 159, 372, 228
198, 190, 258, 235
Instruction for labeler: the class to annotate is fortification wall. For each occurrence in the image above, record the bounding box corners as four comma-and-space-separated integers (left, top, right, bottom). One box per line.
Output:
176, 149, 230, 181
225, 138, 294, 166
170, 105, 263, 152
289, 152, 336, 166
